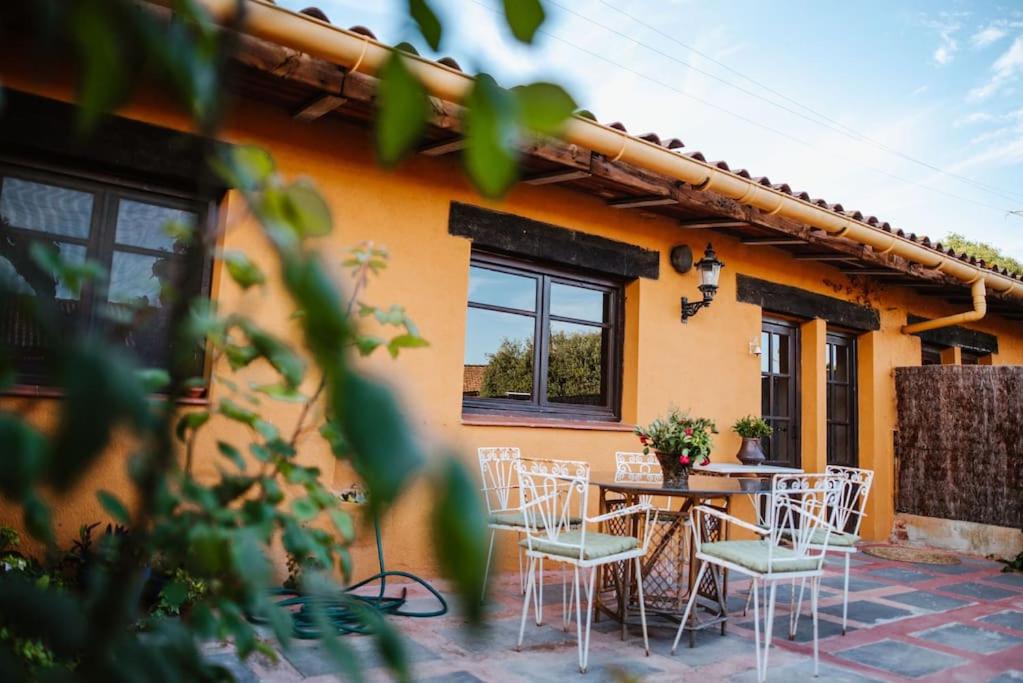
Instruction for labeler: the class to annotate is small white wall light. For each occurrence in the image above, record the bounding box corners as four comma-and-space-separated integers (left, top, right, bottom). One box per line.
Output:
749, 338, 763, 357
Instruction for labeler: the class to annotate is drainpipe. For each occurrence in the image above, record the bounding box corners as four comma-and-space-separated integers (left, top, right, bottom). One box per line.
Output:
162, 0, 1023, 313
901, 279, 986, 334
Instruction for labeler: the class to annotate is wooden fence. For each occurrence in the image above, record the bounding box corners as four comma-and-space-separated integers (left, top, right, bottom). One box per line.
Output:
895, 366, 1022, 529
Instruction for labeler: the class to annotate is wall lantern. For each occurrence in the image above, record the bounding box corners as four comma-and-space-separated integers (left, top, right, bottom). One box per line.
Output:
680, 243, 725, 323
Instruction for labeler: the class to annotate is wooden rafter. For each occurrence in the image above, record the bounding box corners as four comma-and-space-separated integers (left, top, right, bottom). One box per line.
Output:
678, 219, 750, 230
608, 195, 678, 209
523, 169, 591, 185
741, 237, 808, 246
293, 94, 347, 121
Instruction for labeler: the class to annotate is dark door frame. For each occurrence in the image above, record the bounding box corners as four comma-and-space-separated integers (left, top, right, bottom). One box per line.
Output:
825, 330, 859, 467
761, 317, 801, 468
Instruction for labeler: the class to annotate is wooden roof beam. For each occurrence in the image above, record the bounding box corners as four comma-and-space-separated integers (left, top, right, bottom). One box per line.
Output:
678, 219, 750, 230
293, 93, 347, 121
839, 269, 906, 276
523, 169, 591, 185
741, 237, 807, 246
420, 137, 465, 156
608, 195, 678, 209
793, 253, 860, 262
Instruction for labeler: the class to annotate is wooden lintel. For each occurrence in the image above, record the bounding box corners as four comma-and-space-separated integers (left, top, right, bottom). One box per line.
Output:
608, 195, 678, 209
523, 169, 591, 185
793, 254, 859, 262
741, 237, 806, 246
420, 137, 465, 156
678, 219, 749, 230
293, 94, 347, 121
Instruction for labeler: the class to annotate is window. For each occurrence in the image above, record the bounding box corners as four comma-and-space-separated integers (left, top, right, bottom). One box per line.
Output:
826, 332, 858, 467
961, 350, 981, 365
462, 252, 623, 420
0, 161, 213, 388
761, 318, 800, 467
921, 344, 944, 365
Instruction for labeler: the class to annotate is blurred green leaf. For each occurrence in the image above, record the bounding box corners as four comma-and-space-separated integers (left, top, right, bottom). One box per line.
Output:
216, 440, 246, 471
463, 74, 519, 197
214, 145, 275, 191
291, 498, 318, 521
244, 324, 305, 388
329, 509, 355, 542
175, 410, 211, 442
375, 51, 430, 166
387, 333, 429, 358
513, 82, 576, 135
71, 0, 129, 130
97, 490, 131, 525
29, 241, 106, 297
219, 398, 257, 426
502, 0, 545, 43
135, 368, 171, 393
354, 335, 385, 356
160, 581, 188, 610
431, 455, 488, 623
23, 494, 52, 544
252, 382, 307, 402
223, 250, 266, 290
408, 0, 442, 50
0, 577, 87, 657
335, 372, 424, 513
282, 180, 332, 238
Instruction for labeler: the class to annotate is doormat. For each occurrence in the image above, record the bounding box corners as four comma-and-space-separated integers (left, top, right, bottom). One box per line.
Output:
862, 545, 960, 565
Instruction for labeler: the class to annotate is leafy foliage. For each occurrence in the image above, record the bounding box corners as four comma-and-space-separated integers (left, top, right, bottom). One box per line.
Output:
0, 0, 574, 678
635, 407, 717, 466
731, 414, 773, 439
479, 330, 602, 401
943, 232, 1023, 276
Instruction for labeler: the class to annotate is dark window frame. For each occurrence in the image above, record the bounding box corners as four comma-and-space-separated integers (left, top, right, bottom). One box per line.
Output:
826, 330, 859, 468
760, 317, 801, 468
462, 250, 625, 422
1, 157, 217, 393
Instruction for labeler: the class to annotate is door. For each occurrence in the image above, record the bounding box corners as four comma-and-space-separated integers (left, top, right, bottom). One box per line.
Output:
826, 332, 858, 467
761, 319, 800, 467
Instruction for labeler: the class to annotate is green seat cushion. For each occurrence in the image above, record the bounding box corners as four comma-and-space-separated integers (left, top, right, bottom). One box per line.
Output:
489, 511, 582, 528
701, 540, 819, 573
782, 528, 860, 547
519, 531, 638, 560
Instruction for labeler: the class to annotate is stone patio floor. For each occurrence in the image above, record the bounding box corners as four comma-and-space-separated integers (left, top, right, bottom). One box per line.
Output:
205, 547, 1023, 682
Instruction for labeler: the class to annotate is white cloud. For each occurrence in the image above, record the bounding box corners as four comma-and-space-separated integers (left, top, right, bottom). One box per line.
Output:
924, 12, 967, 65
934, 45, 954, 64
968, 35, 1023, 100
971, 25, 1008, 48
911, 84, 929, 96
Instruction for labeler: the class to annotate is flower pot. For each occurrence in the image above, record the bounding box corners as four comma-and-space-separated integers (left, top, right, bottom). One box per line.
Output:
736, 437, 767, 466
653, 450, 690, 489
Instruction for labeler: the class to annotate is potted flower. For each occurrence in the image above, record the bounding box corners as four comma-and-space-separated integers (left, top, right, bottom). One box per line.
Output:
731, 415, 773, 465
635, 408, 716, 488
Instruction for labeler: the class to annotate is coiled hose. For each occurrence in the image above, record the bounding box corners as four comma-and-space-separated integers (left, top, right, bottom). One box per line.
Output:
254, 518, 448, 638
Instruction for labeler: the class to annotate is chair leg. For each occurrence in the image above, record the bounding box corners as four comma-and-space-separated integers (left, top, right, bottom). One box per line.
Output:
518, 540, 526, 595
811, 576, 820, 677
580, 566, 597, 673
573, 566, 584, 671
789, 577, 807, 640
634, 557, 650, 656
842, 553, 850, 635
517, 557, 536, 652
670, 562, 707, 654
536, 557, 545, 626
742, 581, 753, 616
751, 577, 763, 681
482, 529, 496, 603
761, 581, 778, 683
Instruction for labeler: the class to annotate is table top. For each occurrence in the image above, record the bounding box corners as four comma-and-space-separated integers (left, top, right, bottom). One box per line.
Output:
591, 472, 768, 496
694, 463, 804, 475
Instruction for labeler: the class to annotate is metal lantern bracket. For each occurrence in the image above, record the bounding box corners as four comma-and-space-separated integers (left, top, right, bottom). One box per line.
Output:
681, 243, 724, 324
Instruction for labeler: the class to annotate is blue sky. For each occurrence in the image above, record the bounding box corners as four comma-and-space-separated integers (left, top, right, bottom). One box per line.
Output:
280, 0, 1023, 259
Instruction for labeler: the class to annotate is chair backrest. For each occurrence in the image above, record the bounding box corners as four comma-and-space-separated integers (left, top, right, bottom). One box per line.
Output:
615, 451, 662, 507
477, 447, 521, 514
764, 473, 839, 573
825, 465, 874, 536
516, 458, 590, 561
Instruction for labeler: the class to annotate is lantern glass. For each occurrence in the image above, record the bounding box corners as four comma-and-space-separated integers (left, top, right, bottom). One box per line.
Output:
699, 260, 721, 289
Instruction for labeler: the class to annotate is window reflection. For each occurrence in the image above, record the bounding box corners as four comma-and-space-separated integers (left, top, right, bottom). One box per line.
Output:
0, 177, 93, 238
550, 282, 606, 323
547, 320, 607, 405
115, 199, 196, 253
467, 266, 536, 312
463, 307, 534, 400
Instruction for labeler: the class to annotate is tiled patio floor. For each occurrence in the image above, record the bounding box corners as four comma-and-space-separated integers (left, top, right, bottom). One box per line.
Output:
206, 547, 1023, 682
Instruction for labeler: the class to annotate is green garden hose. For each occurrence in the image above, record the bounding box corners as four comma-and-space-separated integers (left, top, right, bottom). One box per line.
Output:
255, 517, 448, 638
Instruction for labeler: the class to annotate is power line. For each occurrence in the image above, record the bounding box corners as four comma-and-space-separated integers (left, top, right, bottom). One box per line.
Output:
468, 0, 1019, 219
548, 0, 1023, 206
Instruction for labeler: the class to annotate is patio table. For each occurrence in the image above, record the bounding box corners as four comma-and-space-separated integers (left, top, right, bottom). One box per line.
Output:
590, 472, 769, 647
694, 463, 804, 476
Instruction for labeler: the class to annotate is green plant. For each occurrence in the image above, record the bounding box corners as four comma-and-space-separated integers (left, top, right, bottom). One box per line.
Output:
732, 415, 773, 439
999, 551, 1023, 574
943, 233, 1023, 277
635, 408, 716, 467
0, 0, 573, 679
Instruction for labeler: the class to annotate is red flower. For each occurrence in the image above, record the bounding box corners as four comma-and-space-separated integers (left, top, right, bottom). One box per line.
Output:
684, 428, 693, 436
678, 455, 690, 466
639, 435, 650, 445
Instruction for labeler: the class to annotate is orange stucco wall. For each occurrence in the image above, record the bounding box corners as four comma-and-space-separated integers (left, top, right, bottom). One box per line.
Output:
2, 63, 1022, 581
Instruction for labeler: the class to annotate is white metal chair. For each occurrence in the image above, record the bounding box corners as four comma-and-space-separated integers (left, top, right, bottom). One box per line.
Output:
788, 465, 874, 637
478, 446, 526, 598
614, 451, 663, 507
516, 457, 656, 673
672, 473, 837, 682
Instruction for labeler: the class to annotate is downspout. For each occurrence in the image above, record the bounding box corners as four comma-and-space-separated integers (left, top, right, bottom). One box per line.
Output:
901, 279, 986, 334
166, 0, 1023, 315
